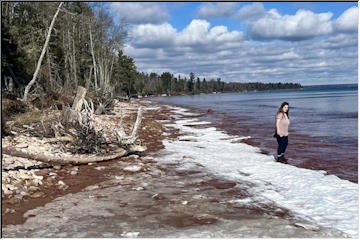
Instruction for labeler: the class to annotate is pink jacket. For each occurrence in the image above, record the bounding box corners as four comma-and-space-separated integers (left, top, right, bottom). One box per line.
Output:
276, 112, 290, 136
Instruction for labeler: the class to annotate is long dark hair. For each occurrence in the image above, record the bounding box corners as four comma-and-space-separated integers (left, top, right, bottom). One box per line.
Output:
277, 102, 289, 119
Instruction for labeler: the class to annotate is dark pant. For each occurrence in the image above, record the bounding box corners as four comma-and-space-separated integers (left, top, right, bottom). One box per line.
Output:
276, 135, 288, 156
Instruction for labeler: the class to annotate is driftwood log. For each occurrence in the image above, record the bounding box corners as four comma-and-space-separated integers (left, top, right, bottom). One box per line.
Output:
2, 145, 135, 166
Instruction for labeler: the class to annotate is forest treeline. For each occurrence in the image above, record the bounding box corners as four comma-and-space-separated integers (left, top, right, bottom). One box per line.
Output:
1, 2, 302, 100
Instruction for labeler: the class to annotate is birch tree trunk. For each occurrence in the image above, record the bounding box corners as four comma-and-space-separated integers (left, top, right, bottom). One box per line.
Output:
86, 66, 93, 89
46, 47, 53, 90
109, 55, 115, 83
98, 57, 105, 90
67, 30, 73, 87
23, 2, 64, 102
45, 29, 53, 91
72, 24, 78, 87
62, 31, 70, 87
89, 25, 97, 90
105, 54, 115, 94
104, 60, 109, 93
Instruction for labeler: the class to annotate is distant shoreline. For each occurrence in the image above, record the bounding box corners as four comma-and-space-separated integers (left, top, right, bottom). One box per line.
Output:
301, 83, 358, 87
142, 83, 357, 98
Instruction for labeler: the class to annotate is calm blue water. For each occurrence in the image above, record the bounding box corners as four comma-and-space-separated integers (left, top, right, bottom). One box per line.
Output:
153, 83, 358, 182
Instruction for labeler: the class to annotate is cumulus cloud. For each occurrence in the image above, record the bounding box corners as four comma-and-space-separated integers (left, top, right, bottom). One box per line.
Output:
235, 3, 266, 21
177, 20, 211, 45
236, 3, 334, 41
176, 19, 243, 47
198, 2, 239, 18
129, 23, 177, 48
334, 6, 358, 33
129, 19, 243, 49
248, 9, 333, 40
109, 2, 169, 24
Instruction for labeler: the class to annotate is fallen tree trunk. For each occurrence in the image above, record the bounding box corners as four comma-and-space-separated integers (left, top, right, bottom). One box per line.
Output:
44, 135, 74, 144
2, 145, 146, 166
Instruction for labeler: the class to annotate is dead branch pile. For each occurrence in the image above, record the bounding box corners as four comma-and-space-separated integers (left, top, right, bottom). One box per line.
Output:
87, 91, 116, 115
57, 106, 106, 154
52, 86, 144, 154
3, 86, 146, 165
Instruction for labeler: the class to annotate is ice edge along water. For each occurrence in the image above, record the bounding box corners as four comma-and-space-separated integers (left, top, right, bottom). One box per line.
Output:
158, 105, 358, 238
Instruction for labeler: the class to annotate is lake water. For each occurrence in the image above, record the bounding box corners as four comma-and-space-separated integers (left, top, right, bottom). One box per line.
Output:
153, 84, 358, 183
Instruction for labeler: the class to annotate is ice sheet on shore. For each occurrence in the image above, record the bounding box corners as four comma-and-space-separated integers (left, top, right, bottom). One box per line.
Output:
159, 106, 358, 238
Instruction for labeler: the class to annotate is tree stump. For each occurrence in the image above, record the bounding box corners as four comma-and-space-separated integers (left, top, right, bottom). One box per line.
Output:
72, 86, 87, 111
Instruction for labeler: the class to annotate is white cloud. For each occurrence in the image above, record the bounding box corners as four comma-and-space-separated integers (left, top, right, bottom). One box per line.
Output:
129, 23, 176, 48
334, 6, 358, 33
129, 19, 243, 49
209, 26, 243, 43
109, 3, 169, 24
176, 20, 243, 47
236, 3, 334, 41
198, 2, 239, 18
177, 19, 211, 45
235, 3, 266, 21
247, 9, 333, 40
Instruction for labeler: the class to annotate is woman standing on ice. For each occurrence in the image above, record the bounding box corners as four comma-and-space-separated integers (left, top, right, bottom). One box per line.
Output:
275, 102, 290, 163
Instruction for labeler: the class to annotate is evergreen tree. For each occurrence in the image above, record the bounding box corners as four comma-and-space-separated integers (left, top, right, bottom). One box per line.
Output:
187, 72, 195, 93
160, 72, 172, 95
195, 77, 201, 93
112, 50, 137, 98
201, 78, 207, 93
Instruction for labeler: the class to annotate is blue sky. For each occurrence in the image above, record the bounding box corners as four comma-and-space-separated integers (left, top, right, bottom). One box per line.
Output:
107, 2, 358, 85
